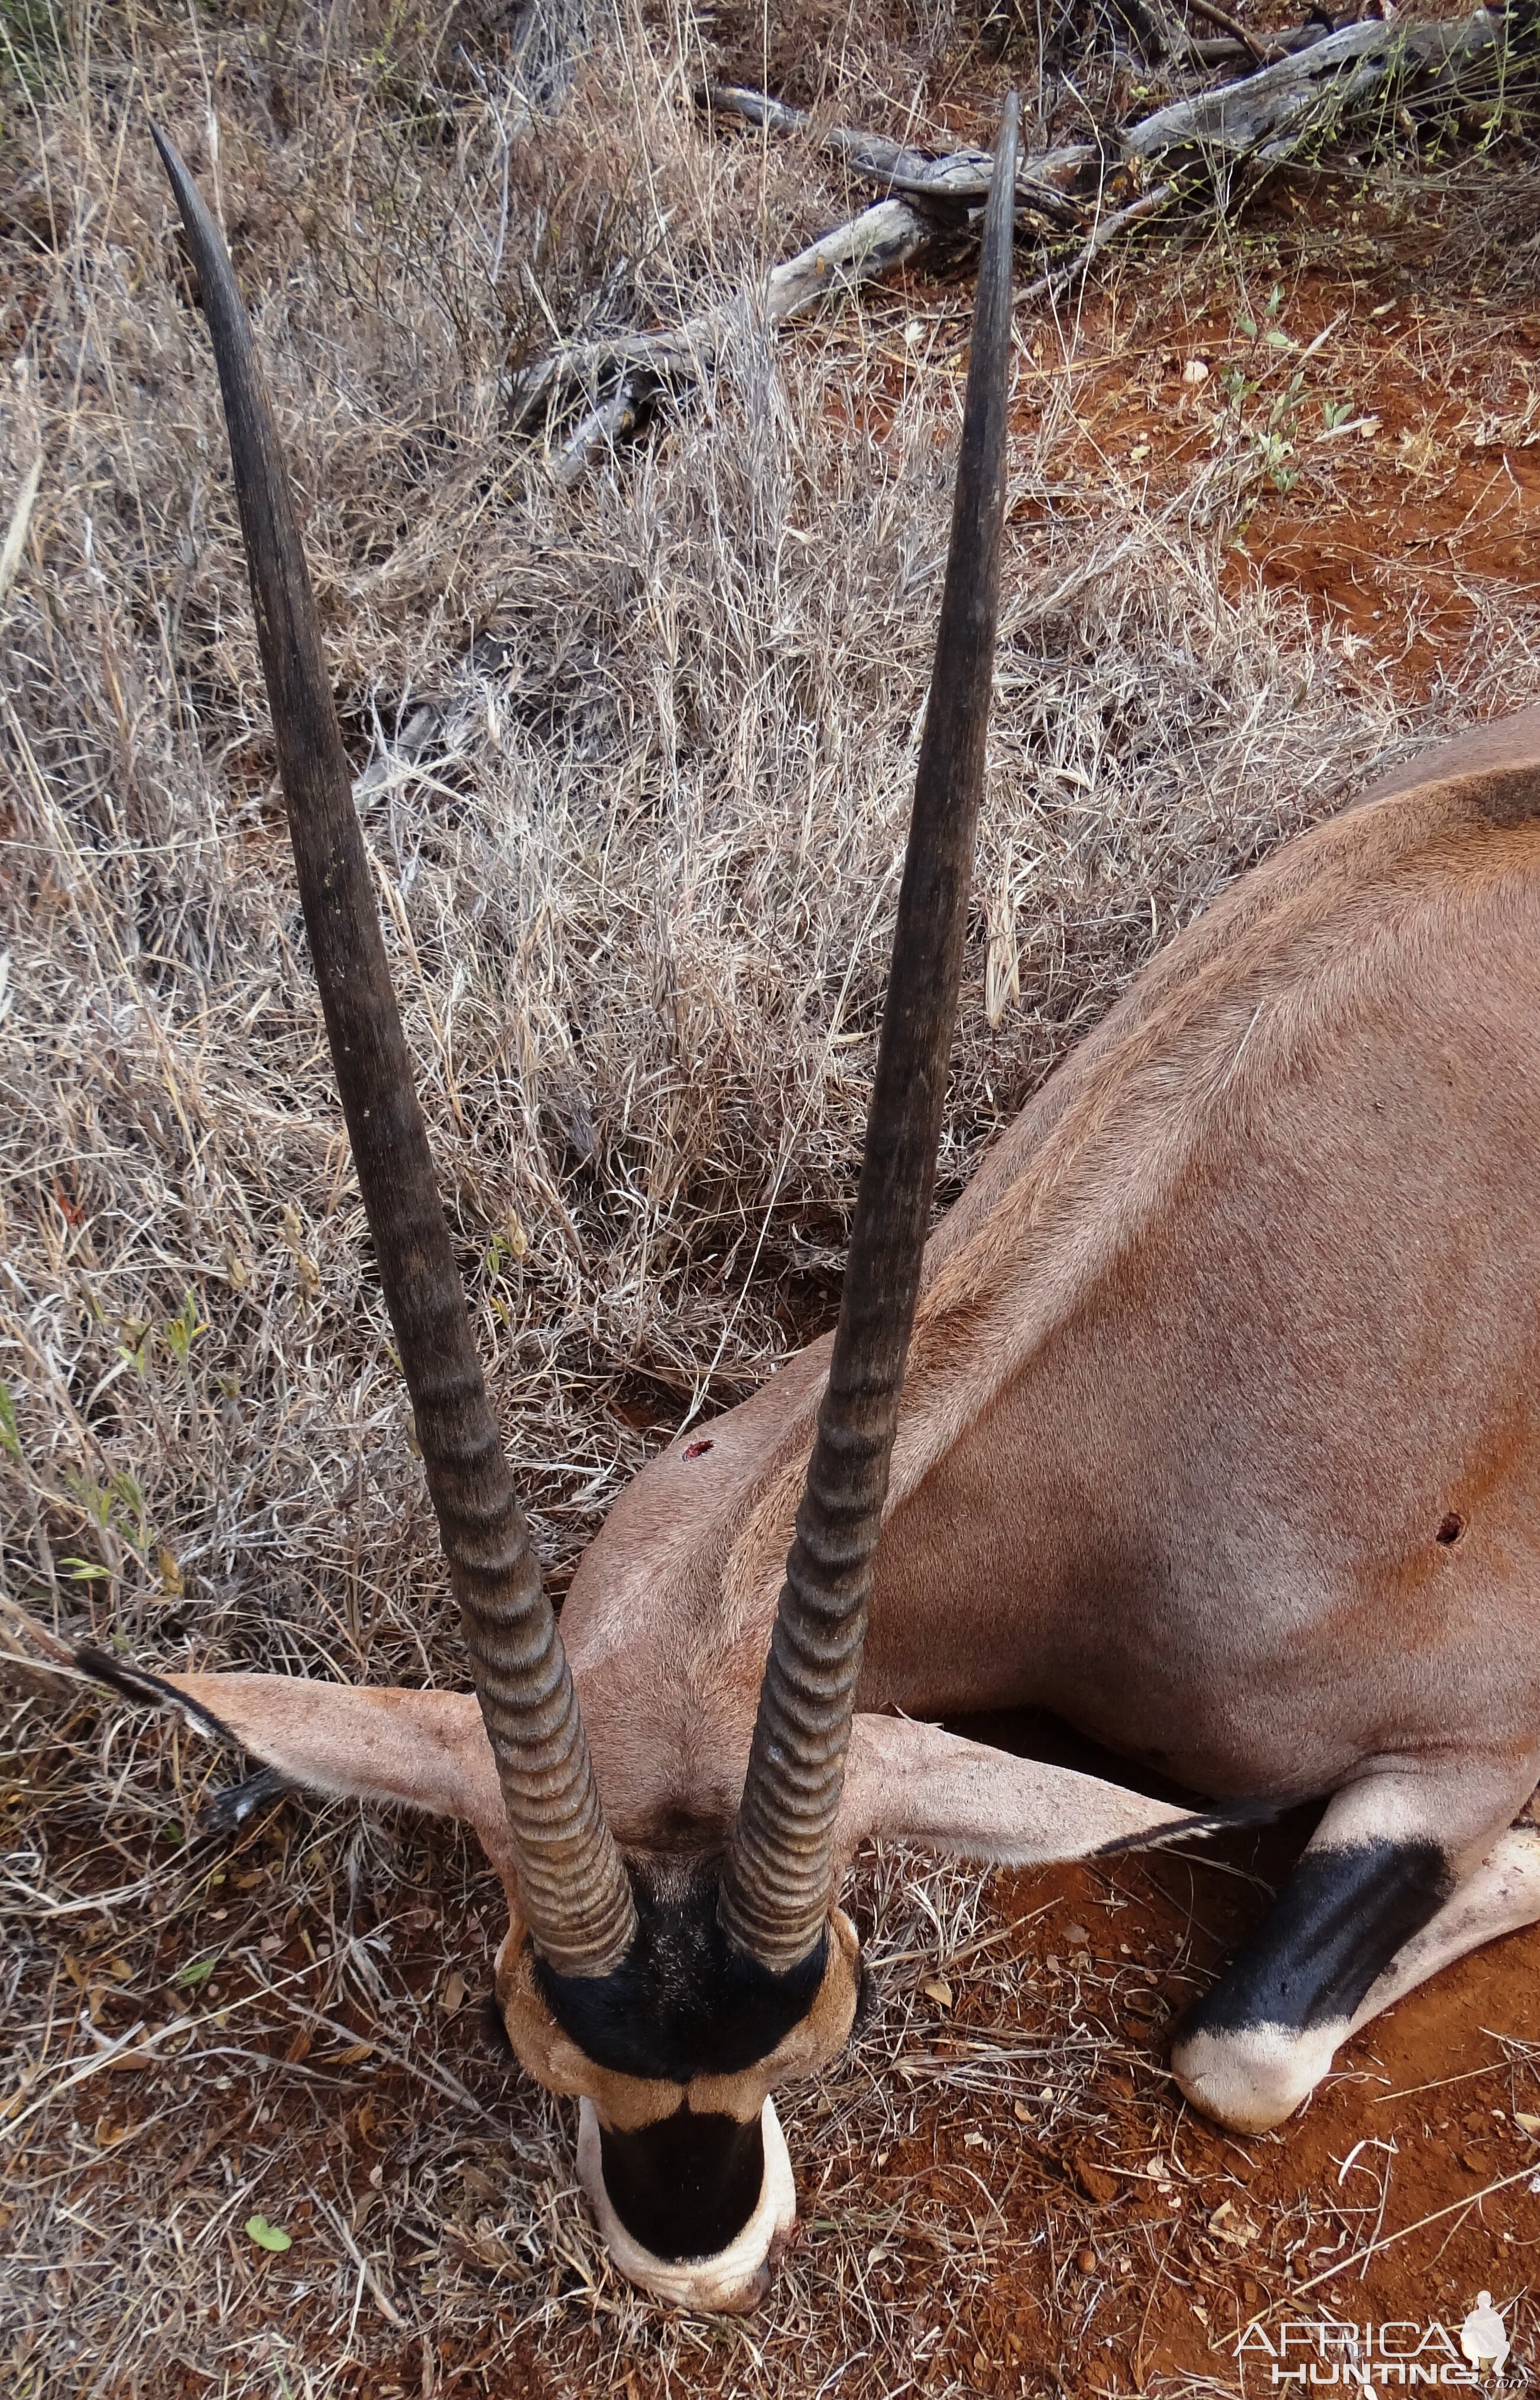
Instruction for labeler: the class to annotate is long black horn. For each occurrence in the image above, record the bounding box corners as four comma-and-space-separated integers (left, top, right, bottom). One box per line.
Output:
718, 96, 1019, 1974
153, 129, 636, 1980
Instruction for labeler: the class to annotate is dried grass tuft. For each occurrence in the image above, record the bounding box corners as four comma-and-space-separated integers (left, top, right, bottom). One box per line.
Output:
3, 4, 1537, 2396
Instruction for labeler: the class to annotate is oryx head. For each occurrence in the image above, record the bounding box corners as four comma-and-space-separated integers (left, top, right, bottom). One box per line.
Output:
139, 105, 1017, 2310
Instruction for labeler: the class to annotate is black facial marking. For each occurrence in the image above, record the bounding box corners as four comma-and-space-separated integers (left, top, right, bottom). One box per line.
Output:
851, 1942, 876, 2037
535, 1856, 831, 2082
1180, 1838, 1453, 2039
598, 2106, 766, 2261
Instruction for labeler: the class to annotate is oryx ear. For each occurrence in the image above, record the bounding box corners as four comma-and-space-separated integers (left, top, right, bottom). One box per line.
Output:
833, 1715, 1260, 1872
77, 1650, 514, 1886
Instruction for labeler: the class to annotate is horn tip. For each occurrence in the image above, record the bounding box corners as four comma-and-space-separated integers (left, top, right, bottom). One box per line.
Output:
150, 120, 203, 235
149, 119, 180, 184
995, 90, 1022, 197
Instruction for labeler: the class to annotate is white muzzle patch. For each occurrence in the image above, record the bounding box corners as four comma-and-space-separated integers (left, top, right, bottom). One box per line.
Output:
576, 2094, 797, 2314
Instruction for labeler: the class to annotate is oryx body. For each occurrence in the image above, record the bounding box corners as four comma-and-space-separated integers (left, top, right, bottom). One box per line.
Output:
74, 118, 1540, 2315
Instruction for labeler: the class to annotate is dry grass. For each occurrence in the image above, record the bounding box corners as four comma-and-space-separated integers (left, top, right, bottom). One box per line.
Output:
3, 4, 1539, 2395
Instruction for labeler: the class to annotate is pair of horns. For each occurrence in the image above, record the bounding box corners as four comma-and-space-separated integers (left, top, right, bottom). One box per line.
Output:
154, 92, 1016, 1986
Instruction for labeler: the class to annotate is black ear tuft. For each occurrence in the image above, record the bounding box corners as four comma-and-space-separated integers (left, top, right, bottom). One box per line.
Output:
74, 1645, 245, 1751
199, 1765, 289, 1833
1095, 1793, 1286, 1857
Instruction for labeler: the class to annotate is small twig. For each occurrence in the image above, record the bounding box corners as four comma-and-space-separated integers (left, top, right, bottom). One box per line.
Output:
878, 1902, 1057, 1973
1133, 2224, 1178, 2385
1015, 181, 1179, 314
0, 453, 43, 608
310, 2185, 408, 2329
1286, 2161, 1540, 2300
1372, 2038, 1538, 2104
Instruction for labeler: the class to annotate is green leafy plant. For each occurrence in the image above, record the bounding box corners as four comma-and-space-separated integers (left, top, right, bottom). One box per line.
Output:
163, 1291, 209, 1367
1250, 430, 1298, 493
107, 1471, 147, 1551
245, 2214, 293, 2253
0, 1380, 21, 1464
115, 1320, 153, 1376
60, 1557, 114, 1584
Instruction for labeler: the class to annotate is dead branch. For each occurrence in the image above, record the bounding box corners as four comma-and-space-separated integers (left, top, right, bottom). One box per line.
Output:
514, 4, 1522, 471
509, 196, 929, 433
1176, 0, 1279, 66
552, 382, 649, 485
1123, 5, 1505, 161
697, 83, 1093, 220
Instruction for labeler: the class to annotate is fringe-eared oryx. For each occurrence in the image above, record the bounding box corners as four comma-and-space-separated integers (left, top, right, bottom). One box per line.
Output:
74, 103, 1540, 2313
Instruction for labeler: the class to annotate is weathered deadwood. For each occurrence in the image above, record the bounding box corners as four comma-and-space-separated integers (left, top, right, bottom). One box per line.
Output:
697, 82, 1092, 220
552, 380, 650, 484
508, 196, 929, 431
1124, 4, 1505, 159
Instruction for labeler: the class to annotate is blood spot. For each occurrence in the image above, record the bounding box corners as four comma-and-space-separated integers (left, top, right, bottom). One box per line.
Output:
683, 1439, 714, 1461
1436, 1512, 1466, 1547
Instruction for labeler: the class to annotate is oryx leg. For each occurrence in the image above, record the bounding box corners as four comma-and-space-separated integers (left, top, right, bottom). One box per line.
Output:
1172, 1762, 1540, 2135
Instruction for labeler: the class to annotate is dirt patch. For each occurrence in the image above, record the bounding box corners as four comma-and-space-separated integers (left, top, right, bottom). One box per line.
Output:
987, 170, 1540, 693
938, 1838, 1540, 2393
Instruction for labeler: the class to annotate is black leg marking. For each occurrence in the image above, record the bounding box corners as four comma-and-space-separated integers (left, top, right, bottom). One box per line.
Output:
1182, 1838, 1453, 2042
598, 2107, 766, 2262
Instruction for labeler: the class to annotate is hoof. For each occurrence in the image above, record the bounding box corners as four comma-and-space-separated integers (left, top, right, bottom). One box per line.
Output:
1171, 2020, 1342, 2135
578, 2094, 796, 2314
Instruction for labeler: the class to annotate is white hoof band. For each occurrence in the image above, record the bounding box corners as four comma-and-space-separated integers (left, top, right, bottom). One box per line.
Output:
577, 2095, 796, 2314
